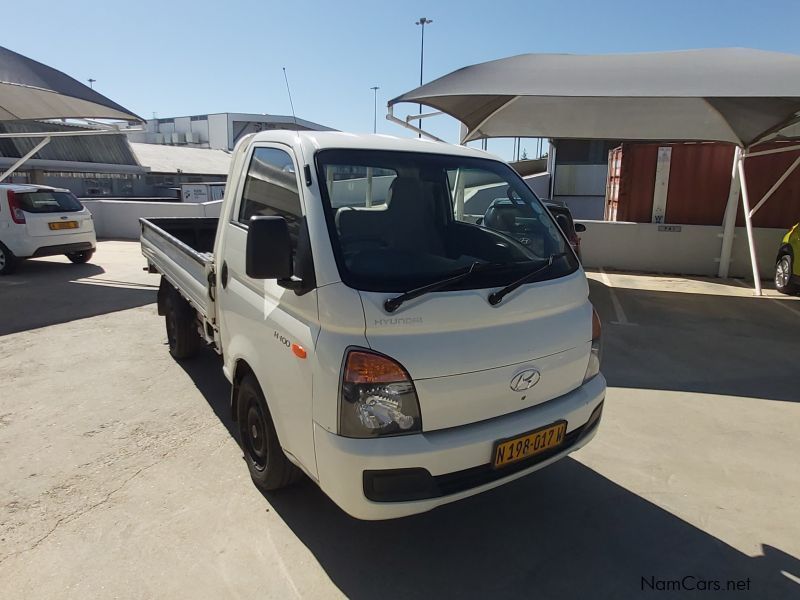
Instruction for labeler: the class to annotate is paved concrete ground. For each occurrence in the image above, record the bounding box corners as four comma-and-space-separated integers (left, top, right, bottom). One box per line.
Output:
1, 241, 798, 599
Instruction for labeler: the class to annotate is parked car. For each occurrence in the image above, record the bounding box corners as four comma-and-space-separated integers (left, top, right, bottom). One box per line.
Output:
775, 223, 799, 295
0, 184, 96, 275
140, 131, 605, 520
545, 201, 585, 260
461, 187, 584, 260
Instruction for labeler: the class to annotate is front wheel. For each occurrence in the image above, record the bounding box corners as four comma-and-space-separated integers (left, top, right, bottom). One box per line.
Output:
66, 250, 94, 264
0, 243, 17, 275
237, 374, 301, 491
775, 254, 799, 295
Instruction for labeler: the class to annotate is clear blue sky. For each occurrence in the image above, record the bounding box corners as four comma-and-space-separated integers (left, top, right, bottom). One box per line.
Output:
5, 0, 800, 159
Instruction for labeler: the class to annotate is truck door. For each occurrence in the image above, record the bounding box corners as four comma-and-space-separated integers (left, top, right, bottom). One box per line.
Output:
216, 144, 319, 477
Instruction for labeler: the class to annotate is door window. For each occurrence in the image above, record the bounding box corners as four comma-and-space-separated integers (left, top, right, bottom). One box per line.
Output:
238, 147, 302, 249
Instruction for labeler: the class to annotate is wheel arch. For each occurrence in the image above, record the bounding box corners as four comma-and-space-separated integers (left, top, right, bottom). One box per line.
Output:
776, 243, 793, 263
230, 358, 255, 422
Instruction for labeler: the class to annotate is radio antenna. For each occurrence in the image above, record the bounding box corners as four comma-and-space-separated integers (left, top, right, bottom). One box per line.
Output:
282, 67, 311, 185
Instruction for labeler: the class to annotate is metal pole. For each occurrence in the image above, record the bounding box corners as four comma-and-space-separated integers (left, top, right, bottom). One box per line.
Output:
0, 136, 51, 183
718, 146, 742, 278
737, 155, 762, 295
416, 17, 432, 138
87, 78, 96, 89
370, 86, 379, 133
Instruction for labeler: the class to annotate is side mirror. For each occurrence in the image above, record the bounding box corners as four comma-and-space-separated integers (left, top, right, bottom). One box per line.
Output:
246, 216, 292, 280
555, 214, 570, 231
574, 223, 587, 233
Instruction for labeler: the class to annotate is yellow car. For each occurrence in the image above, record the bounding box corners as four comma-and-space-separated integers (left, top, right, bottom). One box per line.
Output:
776, 223, 800, 295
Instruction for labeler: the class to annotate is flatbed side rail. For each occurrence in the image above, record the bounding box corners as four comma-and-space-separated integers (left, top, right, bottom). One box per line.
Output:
140, 217, 214, 321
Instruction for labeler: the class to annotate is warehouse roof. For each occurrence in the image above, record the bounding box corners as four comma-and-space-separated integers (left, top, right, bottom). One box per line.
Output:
129, 142, 231, 175
0, 121, 137, 165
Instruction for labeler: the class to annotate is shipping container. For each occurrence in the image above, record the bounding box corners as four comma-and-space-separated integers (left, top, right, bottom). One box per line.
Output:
604, 141, 800, 228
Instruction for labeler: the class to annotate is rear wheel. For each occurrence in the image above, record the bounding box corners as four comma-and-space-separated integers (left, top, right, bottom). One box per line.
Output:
164, 290, 202, 359
237, 374, 301, 491
775, 254, 799, 295
66, 250, 94, 264
0, 243, 17, 275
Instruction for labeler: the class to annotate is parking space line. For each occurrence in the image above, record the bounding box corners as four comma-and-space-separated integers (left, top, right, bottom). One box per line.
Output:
598, 268, 637, 326
728, 278, 800, 318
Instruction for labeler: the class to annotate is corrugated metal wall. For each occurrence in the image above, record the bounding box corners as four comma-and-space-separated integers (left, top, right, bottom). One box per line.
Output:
738, 142, 800, 228
613, 144, 658, 222
0, 121, 137, 166
608, 141, 800, 228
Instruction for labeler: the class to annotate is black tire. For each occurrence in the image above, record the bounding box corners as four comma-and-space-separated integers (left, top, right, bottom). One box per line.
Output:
0, 242, 17, 275
164, 290, 202, 359
66, 250, 94, 264
775, 254, 799, 295
237, 373, 301, 491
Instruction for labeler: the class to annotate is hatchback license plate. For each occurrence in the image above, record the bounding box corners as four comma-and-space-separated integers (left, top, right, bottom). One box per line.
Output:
48, 221, 78, 230
492, 421, 567, 468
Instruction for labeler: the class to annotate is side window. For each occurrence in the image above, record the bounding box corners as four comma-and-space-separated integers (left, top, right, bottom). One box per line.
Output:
238, 147, 302, 248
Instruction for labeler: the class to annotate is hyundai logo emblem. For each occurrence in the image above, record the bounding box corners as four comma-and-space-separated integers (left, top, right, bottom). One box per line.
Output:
510, 369, 541, 391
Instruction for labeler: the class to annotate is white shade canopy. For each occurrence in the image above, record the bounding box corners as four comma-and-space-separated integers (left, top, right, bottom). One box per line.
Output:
389, 49, 800, 147
0, 45, 142, 123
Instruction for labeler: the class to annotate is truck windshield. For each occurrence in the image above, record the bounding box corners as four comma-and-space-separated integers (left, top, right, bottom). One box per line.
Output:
16, 191, 83, 213
316, 149, 578, 293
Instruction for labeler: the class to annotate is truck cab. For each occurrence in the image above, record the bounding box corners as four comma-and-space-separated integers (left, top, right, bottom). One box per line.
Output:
142, 131, 605, 519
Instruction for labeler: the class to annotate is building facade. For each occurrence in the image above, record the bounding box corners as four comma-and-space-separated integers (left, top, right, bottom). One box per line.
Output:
127, 112, 335, 150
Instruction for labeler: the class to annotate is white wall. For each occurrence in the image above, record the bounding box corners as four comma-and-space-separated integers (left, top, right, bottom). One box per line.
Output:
523, 172, 550, 199
83, 200, 222, 240
553, 164, 607, 196
208, 114, 229, 150
82, 200, 784, 281
577, 220, 784, 280
558, 195, 606, 220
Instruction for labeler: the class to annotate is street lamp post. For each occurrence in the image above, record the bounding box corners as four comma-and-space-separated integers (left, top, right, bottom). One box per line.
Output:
415, 17, 433, 138
370, 86, 380, 133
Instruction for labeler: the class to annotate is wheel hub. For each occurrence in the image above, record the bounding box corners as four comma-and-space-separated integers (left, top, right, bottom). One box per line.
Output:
243, 399, 268, 470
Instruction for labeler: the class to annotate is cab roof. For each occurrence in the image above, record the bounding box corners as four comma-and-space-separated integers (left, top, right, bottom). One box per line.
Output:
246, 130, 502, 162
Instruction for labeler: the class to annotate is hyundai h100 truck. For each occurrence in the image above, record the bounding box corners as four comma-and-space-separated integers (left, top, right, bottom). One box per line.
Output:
140, 131, 605, 520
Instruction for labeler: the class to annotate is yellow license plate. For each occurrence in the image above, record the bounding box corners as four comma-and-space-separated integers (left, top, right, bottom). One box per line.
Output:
492, 421, 567, 468
48, 221, 78, 230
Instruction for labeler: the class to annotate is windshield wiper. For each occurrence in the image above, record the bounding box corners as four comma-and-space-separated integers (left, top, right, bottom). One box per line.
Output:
487, 253, 566, 306
384, 261, 504, 313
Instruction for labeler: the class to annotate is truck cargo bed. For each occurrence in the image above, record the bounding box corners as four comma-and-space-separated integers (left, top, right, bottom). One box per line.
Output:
140, 217, 217, 321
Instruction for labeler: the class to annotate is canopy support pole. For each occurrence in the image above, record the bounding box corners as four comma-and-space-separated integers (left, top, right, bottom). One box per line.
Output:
0, 136, 51, 183
386, 105, 444, 142
737, 154, 762, 295
748, 153, 800, 217
718, 146, 742, 278
732, 144, 800, 294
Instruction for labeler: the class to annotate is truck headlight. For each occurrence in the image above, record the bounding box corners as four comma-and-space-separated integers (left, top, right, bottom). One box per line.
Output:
339, 349, 422, 438
583, 308, 602, 383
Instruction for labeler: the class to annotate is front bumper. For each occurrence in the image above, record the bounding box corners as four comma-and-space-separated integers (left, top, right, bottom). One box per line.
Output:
314, 374, 606, 520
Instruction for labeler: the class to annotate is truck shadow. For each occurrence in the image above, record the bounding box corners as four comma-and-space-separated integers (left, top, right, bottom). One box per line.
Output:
178, 350, 800, 599
587, 278, 800, 402
263, 459, 800, 599
0, 259, 156, 336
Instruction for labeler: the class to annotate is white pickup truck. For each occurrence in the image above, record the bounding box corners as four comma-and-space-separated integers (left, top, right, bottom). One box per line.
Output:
141, 131, 605, 520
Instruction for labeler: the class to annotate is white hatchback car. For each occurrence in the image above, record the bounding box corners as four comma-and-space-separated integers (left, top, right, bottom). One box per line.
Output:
0, 184, 96, 275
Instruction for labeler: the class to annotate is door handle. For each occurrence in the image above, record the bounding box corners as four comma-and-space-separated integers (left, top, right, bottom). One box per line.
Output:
220, 261, 229, 289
